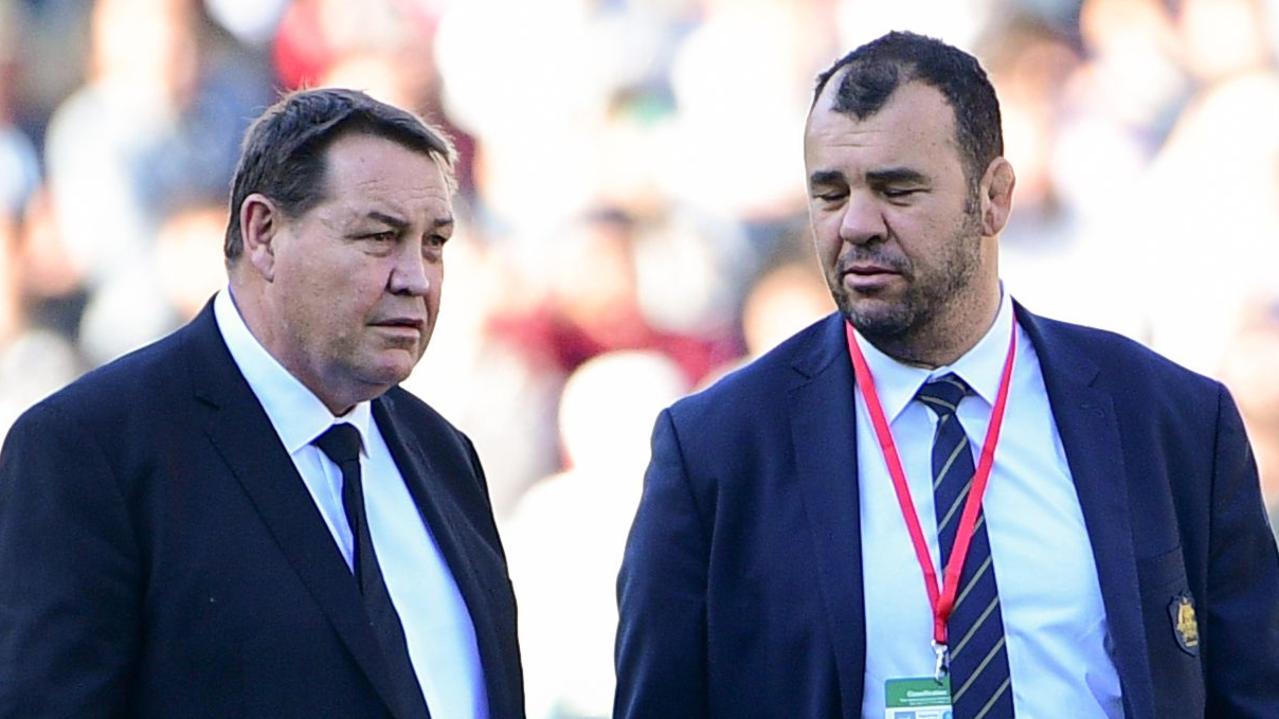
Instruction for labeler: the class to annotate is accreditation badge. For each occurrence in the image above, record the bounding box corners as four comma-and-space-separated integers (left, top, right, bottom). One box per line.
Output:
885, 677, 952, 719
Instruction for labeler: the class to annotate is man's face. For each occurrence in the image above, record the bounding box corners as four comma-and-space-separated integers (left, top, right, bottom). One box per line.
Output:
804, 78, 991, 346
262, 132, 453, 411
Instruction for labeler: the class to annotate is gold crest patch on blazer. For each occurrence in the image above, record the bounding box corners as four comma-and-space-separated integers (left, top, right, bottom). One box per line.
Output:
1169, 592, 1200, 656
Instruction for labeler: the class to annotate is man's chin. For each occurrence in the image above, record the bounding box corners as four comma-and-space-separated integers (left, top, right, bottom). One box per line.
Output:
837, 297, 914, 339
359, 353, 419, 389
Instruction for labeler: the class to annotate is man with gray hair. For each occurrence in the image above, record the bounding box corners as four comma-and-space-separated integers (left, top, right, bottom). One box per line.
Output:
0, 89, 524, 718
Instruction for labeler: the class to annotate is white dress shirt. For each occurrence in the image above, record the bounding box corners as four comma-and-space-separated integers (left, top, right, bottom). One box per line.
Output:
213, 288, 489, 718
856, 290, 1123, 718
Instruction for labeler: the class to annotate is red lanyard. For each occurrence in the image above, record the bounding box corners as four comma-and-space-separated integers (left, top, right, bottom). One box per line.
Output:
844, 317, 1017, 649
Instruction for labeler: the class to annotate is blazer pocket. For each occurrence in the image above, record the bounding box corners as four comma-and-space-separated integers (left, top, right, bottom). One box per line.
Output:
1135, 545, 1205, 715
1136, 545, 1188, 597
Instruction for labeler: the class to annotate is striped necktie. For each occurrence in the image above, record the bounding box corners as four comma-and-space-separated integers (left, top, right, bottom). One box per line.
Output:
916, 374, 1014, 718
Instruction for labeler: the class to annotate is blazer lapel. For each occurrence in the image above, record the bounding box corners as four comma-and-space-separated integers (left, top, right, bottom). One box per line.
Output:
373, 397, 516, 719
788, 314, 866, 716
181, 302, 411, 719
1016, 305, 1153, 719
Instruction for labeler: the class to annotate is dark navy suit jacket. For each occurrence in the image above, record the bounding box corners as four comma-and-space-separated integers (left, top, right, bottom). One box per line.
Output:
615, 306, 1279, 719
0, 302, 525, 718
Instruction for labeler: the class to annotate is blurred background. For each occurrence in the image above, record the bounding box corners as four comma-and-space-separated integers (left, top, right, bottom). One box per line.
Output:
1, 0, 1277, 715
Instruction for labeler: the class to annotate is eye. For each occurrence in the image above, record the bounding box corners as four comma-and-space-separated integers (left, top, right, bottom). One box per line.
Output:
422, 234, 450, 260
881, 187, 920, 200
367, 230, 398, 243
811, 189, 847, 204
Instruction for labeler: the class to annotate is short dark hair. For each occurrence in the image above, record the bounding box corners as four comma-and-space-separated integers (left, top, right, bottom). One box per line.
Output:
813, 31, 1003, 191
224, 88, 457, 260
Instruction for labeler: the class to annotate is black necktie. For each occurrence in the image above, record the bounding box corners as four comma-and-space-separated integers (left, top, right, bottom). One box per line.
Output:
916, 374, 1014, 718
313, 424, 432, 719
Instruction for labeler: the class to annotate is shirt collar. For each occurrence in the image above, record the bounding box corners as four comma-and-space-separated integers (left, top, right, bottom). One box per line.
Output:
853, 288, 1014, 423
213, 287, 374, 456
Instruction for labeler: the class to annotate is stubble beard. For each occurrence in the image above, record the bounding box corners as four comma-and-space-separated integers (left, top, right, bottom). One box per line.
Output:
831, 210, 984, 364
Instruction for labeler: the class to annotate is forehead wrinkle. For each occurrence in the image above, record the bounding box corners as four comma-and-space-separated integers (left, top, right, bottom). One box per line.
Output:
333, 182, 451, 227
806, 85, 964, 186
805, 110, 885, 160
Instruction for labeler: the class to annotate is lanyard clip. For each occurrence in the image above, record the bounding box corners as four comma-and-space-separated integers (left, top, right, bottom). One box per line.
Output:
932, 641, 950, 683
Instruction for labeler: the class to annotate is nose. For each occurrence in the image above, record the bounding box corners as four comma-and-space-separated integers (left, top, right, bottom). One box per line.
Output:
838, 193, 887, 246
387, 241, 432, 297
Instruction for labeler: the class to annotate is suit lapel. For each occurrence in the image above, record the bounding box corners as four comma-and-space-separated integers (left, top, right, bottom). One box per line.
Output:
788, 314, 866, 716
373, 397, 515, 719
1016, 305, 1153, 719
181, 302, 410, 719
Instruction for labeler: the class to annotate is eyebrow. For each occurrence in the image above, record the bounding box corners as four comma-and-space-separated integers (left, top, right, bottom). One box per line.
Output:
865, 167, 929, 185
365, 211, 408, 230
808, 170, 845, 187
363, 211, 455, 231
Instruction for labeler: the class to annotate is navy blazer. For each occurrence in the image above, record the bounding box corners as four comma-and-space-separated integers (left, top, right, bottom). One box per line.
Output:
0, 302, 525, 718
615, 306, 1279, 719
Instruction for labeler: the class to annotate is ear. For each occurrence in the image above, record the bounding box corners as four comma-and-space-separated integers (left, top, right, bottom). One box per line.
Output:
978, 157, 1016, 237
239, 193, 282, 282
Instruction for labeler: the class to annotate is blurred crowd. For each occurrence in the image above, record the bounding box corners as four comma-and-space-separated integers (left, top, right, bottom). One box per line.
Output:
1, 0, 1277, 716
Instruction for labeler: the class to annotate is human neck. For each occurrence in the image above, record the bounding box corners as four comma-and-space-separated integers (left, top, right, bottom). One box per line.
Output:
864, 287, 1001, 369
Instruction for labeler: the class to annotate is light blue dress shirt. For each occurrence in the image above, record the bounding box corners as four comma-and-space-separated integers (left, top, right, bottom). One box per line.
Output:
214, 288, 489, 718
855, 290, 1123, 719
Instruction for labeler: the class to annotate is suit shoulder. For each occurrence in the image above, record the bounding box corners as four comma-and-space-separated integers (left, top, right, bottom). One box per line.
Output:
22, 325, 189, 426
1, 325, 193, 471
1030, 313, 1224, 398
667, 314, 836, 428
1033, 313, 1212, 381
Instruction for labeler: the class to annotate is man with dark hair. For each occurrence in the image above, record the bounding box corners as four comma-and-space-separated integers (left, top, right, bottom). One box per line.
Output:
0, 88, 524, 718
615, 31, 1279, 718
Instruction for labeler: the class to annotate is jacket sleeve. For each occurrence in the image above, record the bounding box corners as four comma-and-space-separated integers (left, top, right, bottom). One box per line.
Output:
614, 409, 710, 719
0, 402, 140, 718
1202, 384, 1279, 716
